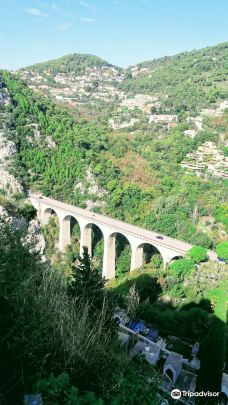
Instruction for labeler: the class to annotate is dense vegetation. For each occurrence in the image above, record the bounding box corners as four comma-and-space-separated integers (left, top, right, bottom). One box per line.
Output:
1, 70, 227, 251
187, 245, 208, 263
216, 241, 228, 261
25, 53, 116, 75
0, 217, 160, 404
0, 201, 227, 403
124, 42, 228, 114
0, 42, 228, 402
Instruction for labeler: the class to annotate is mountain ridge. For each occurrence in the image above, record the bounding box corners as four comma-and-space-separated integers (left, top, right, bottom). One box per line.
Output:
22, 53, 120, 75
20, 40, 228, 72
133, 41, 228, 69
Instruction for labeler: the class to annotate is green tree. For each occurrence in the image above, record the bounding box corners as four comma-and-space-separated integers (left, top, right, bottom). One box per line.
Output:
188, 246, 208, 263
18, 203, 37, 221
169, 258, 195, 278
69, 246, 104, 304
216, 241, 228, 262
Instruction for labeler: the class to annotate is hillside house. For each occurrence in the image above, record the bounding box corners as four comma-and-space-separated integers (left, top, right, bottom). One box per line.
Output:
149, 114, 178, 124
181, 141, 228, 178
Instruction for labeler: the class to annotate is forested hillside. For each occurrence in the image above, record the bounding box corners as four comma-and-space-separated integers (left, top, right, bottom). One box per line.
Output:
0, 42, 228, 404
124, 42, 228, 114
1, 43, 228, 249
27, 53, 116, 75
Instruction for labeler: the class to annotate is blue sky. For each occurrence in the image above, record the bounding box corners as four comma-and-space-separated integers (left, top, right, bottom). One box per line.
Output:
0, 0, 227, 69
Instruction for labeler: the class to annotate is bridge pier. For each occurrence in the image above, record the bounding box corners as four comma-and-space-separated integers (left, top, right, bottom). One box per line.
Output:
130, 245, 144, 271
80, 223, 92, 257
102, 233, 116, 280
59, 215, 71, 251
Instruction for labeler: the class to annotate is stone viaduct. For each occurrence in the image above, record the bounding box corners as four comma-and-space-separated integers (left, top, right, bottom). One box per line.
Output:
30, 195, 193, 279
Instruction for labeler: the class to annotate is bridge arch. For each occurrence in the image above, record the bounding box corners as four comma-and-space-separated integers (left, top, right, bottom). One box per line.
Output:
169, 255, 184, 263
102, 231, 132, 279
42, 208, 60, 253
108, 231, 132, 247
132, 242, 164, 270
43, 207, 59, 224
59, 214, 80, 252
81, 223, 104, 274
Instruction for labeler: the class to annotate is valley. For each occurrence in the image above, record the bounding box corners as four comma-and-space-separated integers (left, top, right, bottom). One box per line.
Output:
0, 41, 228, 404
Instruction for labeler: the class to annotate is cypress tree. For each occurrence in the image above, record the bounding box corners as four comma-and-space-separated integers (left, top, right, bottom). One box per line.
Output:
69, 246, 104, 306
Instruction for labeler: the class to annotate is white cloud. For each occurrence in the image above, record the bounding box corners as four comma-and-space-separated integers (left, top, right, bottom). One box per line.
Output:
80, 17, 96, 23
24, 7, 49, 17
79, 1, 95, 11
58, 22, 73, 31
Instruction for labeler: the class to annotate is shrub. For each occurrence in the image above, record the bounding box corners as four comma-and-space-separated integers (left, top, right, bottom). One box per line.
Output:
36, 373, 103, 404
188, 245, 208, 263
189, 232, 213, 249
110, 356, 159, 405
151, 253, 163, 269
214, 205, 228, 233
125, 284, 140, 320
169, 258, 195, 278
116, 245, 131, 277
42, 216, 59, 257
141, 304, 211, 341
184, 261, 227, 300
216, 241, 228, 261
108, 273, 162, 305
18, 203, 37, 221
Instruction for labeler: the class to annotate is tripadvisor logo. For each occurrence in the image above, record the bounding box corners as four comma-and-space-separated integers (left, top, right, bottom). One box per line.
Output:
171, 389, 220, 399
171, 389, 182, 399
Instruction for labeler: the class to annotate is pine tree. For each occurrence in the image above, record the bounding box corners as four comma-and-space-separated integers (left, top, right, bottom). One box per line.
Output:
69, 246, 104, 306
